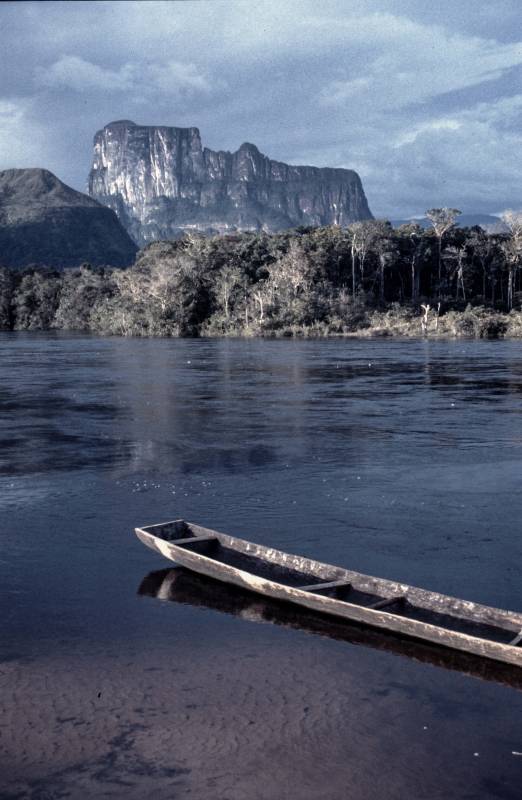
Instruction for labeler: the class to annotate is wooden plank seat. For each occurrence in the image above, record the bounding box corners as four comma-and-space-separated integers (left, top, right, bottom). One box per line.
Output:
297, 579, 352, 593
170, 535, 218, 546
509, 630, 522, 646
368, 596, 406, 610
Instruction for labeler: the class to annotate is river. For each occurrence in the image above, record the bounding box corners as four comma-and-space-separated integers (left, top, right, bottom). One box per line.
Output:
1, 333, 522, 799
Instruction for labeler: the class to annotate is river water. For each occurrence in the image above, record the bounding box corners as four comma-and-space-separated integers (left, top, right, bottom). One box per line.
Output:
1, 333, 522, 799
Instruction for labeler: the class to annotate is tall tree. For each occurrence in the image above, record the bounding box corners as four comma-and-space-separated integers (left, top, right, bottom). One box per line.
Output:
500, 211, 522, 310
397, 223, 425, 303
366, 221, 397, 303
498, 212, 521, 310
347, 221, 379, 295
444, 246, 468, 301
425, 208, 461, 296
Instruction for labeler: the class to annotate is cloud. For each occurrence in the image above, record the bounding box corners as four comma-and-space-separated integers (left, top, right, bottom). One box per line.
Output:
358, 94, 522, 216
395, 118, 463, 147
146, 62, 213, 94
1, 1, 521, 217
320, 78, 371, 105
37, 56, 215, 97
0, 98, 53, 169
39, 56, 134, 91
317, 13, 522, 110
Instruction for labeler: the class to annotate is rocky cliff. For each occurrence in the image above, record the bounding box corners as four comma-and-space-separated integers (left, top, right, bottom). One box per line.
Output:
88, 120, 373, 245
0, 168, 137, 268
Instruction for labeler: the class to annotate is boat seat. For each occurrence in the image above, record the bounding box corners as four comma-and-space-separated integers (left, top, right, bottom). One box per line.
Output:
297, 579, 352, 593
169, 535, 218, 546
368, 595, 406, 610
509, 630, 522, 647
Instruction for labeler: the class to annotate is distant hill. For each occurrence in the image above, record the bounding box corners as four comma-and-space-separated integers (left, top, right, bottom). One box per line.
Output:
0, 168, 137, 269
390, 213, 508, 233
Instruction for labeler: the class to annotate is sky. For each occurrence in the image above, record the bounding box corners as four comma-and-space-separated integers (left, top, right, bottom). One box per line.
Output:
1, 0, 521, 218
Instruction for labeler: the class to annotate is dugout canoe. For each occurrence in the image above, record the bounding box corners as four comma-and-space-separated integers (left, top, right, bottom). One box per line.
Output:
135, 519, 522, 667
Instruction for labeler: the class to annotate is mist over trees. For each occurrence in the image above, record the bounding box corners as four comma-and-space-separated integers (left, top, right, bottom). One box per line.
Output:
1, 211, 522, 338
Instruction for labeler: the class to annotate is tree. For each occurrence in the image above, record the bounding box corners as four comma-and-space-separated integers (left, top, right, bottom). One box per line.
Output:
500, 211, 522, 310
119, 243, 210, 334
52, 264, 110, 330
12, 269, 61, 330
425, 208, 461, 296
347, 221, 378, 295
0, 267, 14, 329
397, 223, 425, 303
467, 228, 494, 301
444, 246, 468, 301
367, 221, 397, 303
214, 264, 243, 322
267, 241, 315, 304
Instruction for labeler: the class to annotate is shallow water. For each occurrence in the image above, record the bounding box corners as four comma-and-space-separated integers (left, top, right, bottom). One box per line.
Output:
1, 333, 522, 799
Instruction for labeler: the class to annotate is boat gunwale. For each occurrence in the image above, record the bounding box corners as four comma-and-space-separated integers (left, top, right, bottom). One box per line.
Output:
135, 520, 522, 667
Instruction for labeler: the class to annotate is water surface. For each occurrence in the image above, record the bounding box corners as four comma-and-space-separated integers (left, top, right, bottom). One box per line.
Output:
1, 334, 522, 799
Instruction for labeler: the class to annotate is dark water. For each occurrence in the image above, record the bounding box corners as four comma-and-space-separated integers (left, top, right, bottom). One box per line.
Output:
1, 333, 522, 799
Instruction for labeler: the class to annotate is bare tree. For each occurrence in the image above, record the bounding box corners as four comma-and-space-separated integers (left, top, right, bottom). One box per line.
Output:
214, 265, 242, 320
444, 245, 467, 301
347, 221, 378, 295
420, 303, 431, 335
252, 284, 268, 323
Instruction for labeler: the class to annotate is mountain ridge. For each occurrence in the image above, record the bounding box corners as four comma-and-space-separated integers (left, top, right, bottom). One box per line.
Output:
0, 168, 137, 268
390, 213, 508, 233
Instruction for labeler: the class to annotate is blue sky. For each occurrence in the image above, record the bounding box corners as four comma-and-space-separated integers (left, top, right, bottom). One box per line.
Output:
1, 0, 521, 217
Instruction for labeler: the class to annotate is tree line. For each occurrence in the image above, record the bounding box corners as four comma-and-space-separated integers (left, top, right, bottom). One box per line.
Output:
1, 208, 521, 337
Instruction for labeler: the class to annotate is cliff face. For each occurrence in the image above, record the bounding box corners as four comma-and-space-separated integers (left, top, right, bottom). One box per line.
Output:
88, 120, 373, 245
0, 168, 137, 268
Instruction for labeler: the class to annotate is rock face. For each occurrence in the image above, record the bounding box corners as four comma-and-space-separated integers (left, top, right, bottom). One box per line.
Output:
88, 120, 373, 245
0, 168, 137, 269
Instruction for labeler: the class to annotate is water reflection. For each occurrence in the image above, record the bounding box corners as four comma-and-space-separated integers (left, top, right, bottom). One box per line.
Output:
138, 567, 522, 691
0, 385, 132, 475
2, 335, 522, 478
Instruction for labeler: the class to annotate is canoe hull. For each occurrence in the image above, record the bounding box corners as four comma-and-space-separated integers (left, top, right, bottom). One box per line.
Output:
135, 521, 522, 668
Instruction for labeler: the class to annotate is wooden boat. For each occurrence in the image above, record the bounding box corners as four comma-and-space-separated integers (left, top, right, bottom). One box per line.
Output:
135, 519, 522, 667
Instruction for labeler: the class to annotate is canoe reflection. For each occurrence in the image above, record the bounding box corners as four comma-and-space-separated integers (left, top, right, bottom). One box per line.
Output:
138, 567, 522, 690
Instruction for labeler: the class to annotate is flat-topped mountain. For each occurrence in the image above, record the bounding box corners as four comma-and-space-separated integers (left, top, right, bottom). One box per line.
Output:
0, 168, 137, 268
88, 120, 373, 245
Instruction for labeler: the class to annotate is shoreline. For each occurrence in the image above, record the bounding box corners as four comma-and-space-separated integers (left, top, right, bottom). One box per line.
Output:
2, 306, 522, 340
199, 307, 522, 340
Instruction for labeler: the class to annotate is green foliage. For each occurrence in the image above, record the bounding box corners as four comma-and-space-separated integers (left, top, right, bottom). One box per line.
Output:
445, 306, 509, 339
1, 219, 522, 337
12, 269, 61, 330
0, 267, 14, 330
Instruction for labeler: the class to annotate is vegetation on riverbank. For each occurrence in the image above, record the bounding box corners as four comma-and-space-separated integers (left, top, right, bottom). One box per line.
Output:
1, 211, 522, 338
